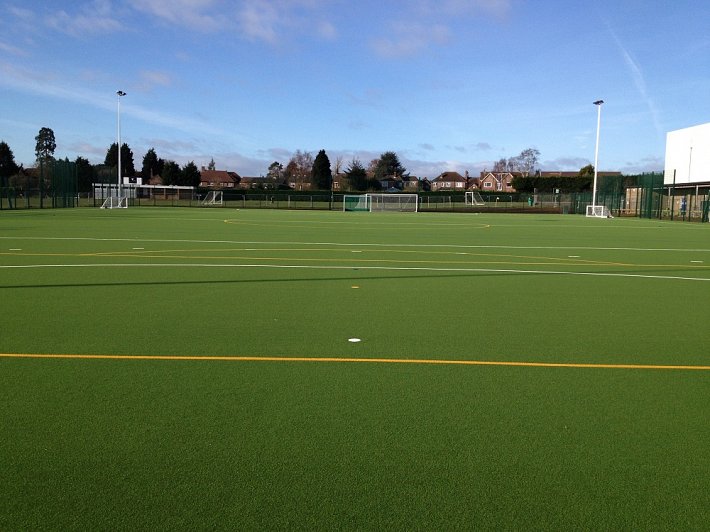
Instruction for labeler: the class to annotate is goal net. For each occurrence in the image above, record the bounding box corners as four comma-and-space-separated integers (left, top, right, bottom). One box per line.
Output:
343, 195, 371, 211
586, 205, 613, 218
100, 196, 128, 209
465, 191, 485, 206
366, 193, 418, 212
202, 190, 223, 206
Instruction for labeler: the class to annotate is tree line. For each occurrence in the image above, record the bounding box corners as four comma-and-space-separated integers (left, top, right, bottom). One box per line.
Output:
0, 127, 605, 195
0, 127, 202, 192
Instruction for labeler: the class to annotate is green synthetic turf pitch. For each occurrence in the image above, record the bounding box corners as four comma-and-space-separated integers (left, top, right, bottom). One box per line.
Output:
1, 208, 708, 529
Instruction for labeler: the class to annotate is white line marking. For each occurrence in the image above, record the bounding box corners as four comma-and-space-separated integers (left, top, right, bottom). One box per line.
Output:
2, 236, 709, 253
0, 262, 708, 282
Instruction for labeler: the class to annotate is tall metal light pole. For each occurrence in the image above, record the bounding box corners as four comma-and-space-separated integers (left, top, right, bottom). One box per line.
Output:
116, 90, 126, 196
591, 100, 604, 208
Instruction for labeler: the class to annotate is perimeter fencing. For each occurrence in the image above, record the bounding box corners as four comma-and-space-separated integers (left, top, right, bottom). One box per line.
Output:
0, 160, 78, 210
4, 170, 710, 221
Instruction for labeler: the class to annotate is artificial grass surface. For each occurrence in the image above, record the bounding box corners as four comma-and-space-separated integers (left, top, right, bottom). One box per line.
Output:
1, 358, 708, 530
1, 208, 709, 529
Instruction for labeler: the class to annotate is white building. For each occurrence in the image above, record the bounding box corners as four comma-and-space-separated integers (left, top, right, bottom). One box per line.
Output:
664, 122, 710, 185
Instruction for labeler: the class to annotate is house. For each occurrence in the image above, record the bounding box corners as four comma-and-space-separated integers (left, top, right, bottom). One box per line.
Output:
431, 171, 467, 191
199, 168, 241, 188
401, 175, 420, 191
479, 171, 519, 193
378, 175, 402, 190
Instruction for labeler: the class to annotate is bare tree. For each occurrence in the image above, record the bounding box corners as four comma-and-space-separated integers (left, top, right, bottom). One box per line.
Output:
517, 148, 540, 176
333, 155, 344, 176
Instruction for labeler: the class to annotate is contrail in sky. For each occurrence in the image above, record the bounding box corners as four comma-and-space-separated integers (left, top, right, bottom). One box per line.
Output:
605, 22, 663, 138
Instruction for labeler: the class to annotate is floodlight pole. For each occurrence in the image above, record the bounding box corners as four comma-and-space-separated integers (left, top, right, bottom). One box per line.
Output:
591, 100, 604, 208
116, 90, 126, 196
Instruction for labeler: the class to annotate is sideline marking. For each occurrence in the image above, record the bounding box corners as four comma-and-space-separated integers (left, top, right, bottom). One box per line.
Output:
0, 353, 708, 371
3, 235, 710, 253
1, 262, 709, 282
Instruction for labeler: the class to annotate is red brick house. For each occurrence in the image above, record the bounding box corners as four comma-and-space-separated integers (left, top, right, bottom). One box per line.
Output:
199, 168, 241, 188
479, 171, 519, 193
431, 171, 467, 191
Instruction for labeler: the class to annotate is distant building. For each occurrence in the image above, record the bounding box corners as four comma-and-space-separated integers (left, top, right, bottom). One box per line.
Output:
664, 122, 710, 186
199, 168, 241, 188
431, 171, 467, 191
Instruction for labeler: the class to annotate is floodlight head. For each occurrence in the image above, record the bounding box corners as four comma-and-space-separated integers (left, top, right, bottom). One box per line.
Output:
117, 90, 126, 96
593, 99, 604, 106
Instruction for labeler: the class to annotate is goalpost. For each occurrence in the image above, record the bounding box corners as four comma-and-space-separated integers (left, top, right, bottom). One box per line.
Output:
586, 205, 613, 218
202, 190, 223, 206
100, 196, 128, 209
366, 193, 418, 212
343, 195, 371, 211
465, 191, 485, 206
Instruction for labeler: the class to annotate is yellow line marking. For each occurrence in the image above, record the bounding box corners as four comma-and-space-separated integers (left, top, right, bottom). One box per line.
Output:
1, 353, 708, 371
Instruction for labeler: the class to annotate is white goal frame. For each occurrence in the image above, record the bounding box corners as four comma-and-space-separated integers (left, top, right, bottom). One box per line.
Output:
366, 193, 418, 212
586, 205, 613, 218
202, 190, 223, 206
343, 194, 371, 211
100, 196, 128, 209
465, 191, 485, 206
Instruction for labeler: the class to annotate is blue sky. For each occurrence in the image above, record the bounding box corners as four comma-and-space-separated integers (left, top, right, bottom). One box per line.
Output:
1, 0, 709, 178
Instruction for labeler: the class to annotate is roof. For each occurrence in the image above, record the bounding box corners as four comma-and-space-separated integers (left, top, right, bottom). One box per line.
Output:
433, 171, 466, 182
199, 169, 241, 185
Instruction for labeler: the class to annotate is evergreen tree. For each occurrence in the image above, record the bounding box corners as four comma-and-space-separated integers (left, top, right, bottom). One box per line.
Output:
311, 149, 332, 190
34, 127, 56, 165
142, 148, 163, 181
0, 141, 19, 187
373, 151, 408, 180
75, 156, 96, 193
181, 161, 201, 187
161, 160, 181, 186
104, 143, 135, 176
345, 158, 367, 191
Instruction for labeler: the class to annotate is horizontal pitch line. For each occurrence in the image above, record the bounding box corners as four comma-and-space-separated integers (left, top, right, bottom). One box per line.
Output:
1, 353, 708, 371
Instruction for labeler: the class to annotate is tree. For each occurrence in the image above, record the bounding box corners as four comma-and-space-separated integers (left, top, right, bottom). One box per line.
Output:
142, 148, 164, 181
0, 141, 19, 187
265, 161, 284, 187
266, 161, 283, 179
207, 157, 216, 171
35, 127, 56, 165
373, 151, 408, 180
333, 155, 344, 176
181, 161, 201, 187
345, 158, 367, 191
517, 148, 540, 176
75, 156, 96, 193
161, 160, 181, 186
311, 149, 332, 190
104, 143, 136, 176
492, 158, 509, 172
579, 164, 594, 177
283, 150, 313, 182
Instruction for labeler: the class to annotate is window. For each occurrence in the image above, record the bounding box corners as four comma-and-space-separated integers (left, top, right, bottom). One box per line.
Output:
484, 182, 492, 188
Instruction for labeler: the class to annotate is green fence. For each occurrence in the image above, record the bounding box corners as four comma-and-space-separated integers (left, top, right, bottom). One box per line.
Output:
1, 160, 78, 210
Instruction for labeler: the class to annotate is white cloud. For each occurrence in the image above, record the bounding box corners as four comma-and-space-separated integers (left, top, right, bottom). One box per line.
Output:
417, 0, 512, 18
137, 70, 173, 92
0, 61, 222, 137
129, 0, 226, 32
0, 40, 28, 56
371, 23, 450, 58
6, 5, 34, 21
46, 0, 124, 36
237, 1, 280, 43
